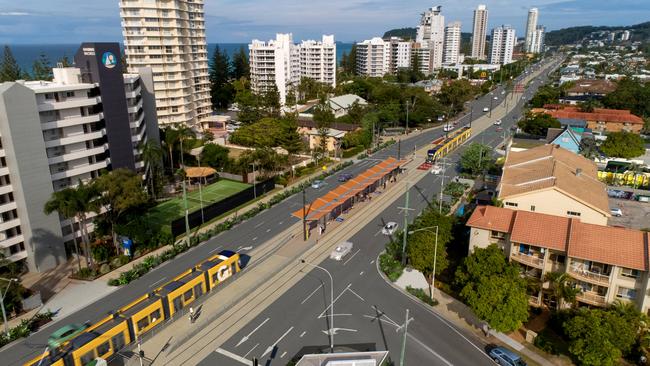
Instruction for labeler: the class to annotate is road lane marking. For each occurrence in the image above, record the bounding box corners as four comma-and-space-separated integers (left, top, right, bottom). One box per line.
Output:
279, 221, 284, 225
149, 277, 167, 288
209, 246, 224, 254
215, 348, 251, 365
348, 287, 366, 302
261, 326, 294, 357
252, 237, 258, 241
374, 230, 382, 237
299, 331, 306, 338
236, 318, 270, 347
408, 333, 453, 366
281, 351, 287, 358
266, 228, 271, 232
360, 271, 364, 276
317, 284, 351, 318
301, 284, 323, 305
254, 221, 265, 228
370, 260, 375, 264
243, 343, 258, 359
322, 327, 358, 335
343, 249, 360, 265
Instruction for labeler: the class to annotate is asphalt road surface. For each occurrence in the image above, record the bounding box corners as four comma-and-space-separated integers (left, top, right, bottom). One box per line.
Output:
0, 56, 563, 366
198, 57, 564, 366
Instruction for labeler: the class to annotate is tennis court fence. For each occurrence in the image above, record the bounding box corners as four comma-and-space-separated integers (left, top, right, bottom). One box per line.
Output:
171, 179, 276, 237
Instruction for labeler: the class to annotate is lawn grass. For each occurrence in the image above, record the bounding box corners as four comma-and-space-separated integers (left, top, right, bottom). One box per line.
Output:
146, 179, 250, 230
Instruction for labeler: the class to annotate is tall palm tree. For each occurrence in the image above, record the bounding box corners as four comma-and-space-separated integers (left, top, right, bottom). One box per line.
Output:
175, 125, 196, 167
44, 188, 83, 272
163, 127, 179, 175
73, 181, 100, 267
544, 272, 581, 311
140, 140, 163, 198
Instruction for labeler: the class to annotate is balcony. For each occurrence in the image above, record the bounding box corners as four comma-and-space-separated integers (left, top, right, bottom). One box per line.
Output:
44, 130, 105, 148
0, 234, 24, 249
50, 160, 108, 181
512, 252, 545, 268
47, 146, 107, 165
577, 292, 608, 307
38, 96, 102, 112
569, 267, 611, 286
41, 113, 103, 130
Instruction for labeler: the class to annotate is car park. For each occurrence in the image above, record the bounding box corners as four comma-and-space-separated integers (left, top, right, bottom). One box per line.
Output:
311, 180, 324, 189
330, 241, 353, 261
381, 222, 399, 235
487, 346, 527, 366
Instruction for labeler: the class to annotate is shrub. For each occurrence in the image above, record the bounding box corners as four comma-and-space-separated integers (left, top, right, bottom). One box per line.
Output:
99, 264, 111, 275
534, 328, 562, 355
379, 253, 404, 282
76, 267, 96, 279
406, 286, 438, 306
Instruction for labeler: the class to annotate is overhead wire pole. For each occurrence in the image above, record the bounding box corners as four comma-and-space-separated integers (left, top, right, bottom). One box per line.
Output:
302, 188, 307, 241
398, 182, 414, 266
180, 137, 190, 246
439, 157, 447, 214
397, 308, 413, 366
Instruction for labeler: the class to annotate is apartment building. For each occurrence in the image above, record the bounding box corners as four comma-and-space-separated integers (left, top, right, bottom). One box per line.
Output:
0, 43, 158, 272
499, 144, 610, 225
388, 38, 412, 74
489, 25, 516, 65
412, 44, 433, 75
467, 206, 650, 312
531, 26, 546, 54
524, 8, 539, 53
443, 22, 462, 65
356, 37, 391, 77
471, 5, 488, 60
119, 0, 212, 127
249, 34, 336, 105
416, 5, 445, 70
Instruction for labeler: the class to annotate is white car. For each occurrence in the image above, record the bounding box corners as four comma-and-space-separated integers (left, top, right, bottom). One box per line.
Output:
382, 222, 399, 236
494, 119, 502, 126
501, 90, 506, 95
443, 124, 454, 132
330, 241, 353, 261
493, 96, 498, 100
610, 208, 623, 217
430, 165, 443, 175
483, 107, 489, 112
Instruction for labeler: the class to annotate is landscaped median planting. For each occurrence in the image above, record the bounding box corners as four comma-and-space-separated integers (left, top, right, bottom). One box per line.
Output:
0, 311, 54, 348
107, 160, 356, 287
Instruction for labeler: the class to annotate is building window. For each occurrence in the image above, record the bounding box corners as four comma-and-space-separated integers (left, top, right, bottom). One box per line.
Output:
66, 91, 74, 98
490, 231, 506, 240
621, 268, 640, 279
530, 205, 535, 212
549, 253, 566, 264
505, 202, 518, 207
617, 287, 637, 300
567, 211, 581, 217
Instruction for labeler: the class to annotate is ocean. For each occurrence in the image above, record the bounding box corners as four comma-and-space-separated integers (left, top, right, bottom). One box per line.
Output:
8, 43, 354, 75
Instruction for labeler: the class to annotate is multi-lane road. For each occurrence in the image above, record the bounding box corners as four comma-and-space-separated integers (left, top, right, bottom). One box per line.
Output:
196, 57, 564, 366
0, 55, 563, 366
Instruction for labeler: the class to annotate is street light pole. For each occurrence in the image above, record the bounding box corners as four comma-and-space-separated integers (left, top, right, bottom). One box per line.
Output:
0, 277, 17, 337
180, 137, 190, 246
300, 259, 334, 353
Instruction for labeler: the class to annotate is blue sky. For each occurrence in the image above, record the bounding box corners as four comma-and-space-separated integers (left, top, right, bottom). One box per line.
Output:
0, 0, 649, 44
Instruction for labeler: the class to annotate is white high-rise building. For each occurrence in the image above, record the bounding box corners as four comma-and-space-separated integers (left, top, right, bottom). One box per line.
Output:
412, 44, 432, 75
532, 26, 546, 53
490, 25, 517, 65
525, 8, 539, 53
249, 34, 336, 105
621, 30, 631, 41
356, 37, 391, 77
119, 0, 212, 127
471, 5, 488, 60
416, 5, 445, 70
443, 21, 462, 65
388, 38, 412, 74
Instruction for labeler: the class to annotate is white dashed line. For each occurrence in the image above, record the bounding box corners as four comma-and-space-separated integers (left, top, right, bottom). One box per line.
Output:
300, 331, 306, 338
252, 237, 258, 241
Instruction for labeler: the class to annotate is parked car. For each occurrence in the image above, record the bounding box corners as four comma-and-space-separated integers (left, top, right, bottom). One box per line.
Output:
430, 165, 443, 175
338, 173, 353, 182
330, 241, 353, 261
487, 346, 527, 366
483, 107, 489, 112
443, 124, 454, 132
610, 207, 623, 217
311, 180, 324, 189
494, 119, 502, 126
381, 222, 399, 236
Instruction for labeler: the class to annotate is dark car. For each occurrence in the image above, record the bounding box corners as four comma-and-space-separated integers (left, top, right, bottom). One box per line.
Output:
338, 173, 354, 182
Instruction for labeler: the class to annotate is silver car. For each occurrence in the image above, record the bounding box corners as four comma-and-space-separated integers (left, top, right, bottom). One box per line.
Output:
330, 241, 353, 261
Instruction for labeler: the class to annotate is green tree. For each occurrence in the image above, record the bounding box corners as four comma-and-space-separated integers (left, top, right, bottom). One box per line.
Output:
544, 272, 580, 311
231, 46, 249, 80
201, 143, 230, 170
94, 169, 149, 251
437, 79, 477, 115
528, 84, 562, 108
0, 46, 22, 82
460, 143, 494, 176
162, 127, 179, 175
139, 140, 164, 198
313, 97, 335, 160
31, 52, 52, 81
235, 89, 262, 124
406, 209, 453, 299
579, 137, 599, 159
602, 78, 650, 117
517, 113, 561, 136
261, 85, 281, 117
58, 55, 72, 67
209, 45, 235, 110
455, 244, 529, 332
44, 189, 84, 272
600, 131, 645, 159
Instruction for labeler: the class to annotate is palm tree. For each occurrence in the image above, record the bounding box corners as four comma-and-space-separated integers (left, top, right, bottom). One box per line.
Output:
163, 127, 179, 175
140, 140, 163, 198
73, 181, 100, 267
544, 272, 581, 311
175, 125, 196, 167
44, 188, 83, 272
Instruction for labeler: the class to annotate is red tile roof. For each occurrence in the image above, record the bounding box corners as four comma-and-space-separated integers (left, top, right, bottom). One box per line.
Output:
467, 206, 650, 270
533, 106, 644, 125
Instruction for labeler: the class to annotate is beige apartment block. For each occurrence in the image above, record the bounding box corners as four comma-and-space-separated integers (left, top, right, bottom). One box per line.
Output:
499, 144, 610, 225
468, 206, 650, 314
120, 0, 212, 127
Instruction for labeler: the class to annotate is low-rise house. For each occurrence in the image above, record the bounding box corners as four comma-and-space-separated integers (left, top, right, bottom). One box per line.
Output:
299, 94, 368, 119
499, 145, 610, 225
532, 105, 644, 133
467, 205, 650, 312
303, 128, 346, 152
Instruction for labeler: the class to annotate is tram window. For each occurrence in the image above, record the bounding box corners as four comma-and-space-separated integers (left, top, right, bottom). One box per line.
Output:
97, 341, 110, 356
137, 317, 150, 331
183, 290, 193, 301
80, 350, 95, 365
150, 309, 161, 321
112, 333, 126, 351
212, 273, 218, 284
